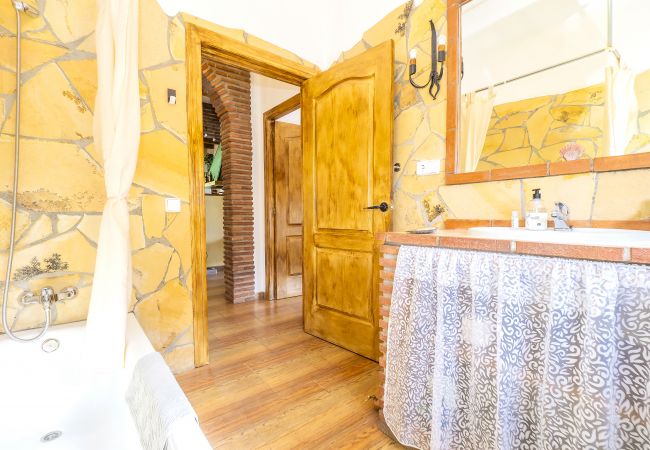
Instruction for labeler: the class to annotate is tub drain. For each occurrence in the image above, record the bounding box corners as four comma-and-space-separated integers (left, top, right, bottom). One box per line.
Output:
41, 338, 59, 353
41, 431, 62, 442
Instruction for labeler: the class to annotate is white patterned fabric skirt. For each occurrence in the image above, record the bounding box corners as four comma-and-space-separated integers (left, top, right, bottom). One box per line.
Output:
383, 246, 650, 450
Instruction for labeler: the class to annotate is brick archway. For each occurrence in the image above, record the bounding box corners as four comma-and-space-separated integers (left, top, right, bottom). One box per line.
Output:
202, 60, 255, 303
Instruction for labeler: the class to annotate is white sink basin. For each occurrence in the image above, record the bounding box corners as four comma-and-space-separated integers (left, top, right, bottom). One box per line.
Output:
468, 227, 650, 247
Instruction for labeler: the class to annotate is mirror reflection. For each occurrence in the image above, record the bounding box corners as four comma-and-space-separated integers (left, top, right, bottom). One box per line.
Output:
458, 0, 650, 173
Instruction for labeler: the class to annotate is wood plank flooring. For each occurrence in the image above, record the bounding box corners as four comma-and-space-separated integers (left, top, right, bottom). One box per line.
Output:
176, 271, 400, 449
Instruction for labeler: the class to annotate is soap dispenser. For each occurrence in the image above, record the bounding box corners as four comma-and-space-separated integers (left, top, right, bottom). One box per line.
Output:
525, 188, 548, 230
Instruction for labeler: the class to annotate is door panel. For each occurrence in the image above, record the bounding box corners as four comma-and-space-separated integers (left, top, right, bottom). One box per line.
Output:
274, 121, 303, 299
302, 40, 393, 360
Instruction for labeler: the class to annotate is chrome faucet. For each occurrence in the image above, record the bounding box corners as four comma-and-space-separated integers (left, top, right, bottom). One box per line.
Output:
551, 202, 572, 230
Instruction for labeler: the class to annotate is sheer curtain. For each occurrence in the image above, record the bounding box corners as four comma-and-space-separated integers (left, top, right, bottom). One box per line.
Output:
460, 87, 495, 173
605, 56, 638, 156
384, 245, 650, 450
86, 0, 140, 370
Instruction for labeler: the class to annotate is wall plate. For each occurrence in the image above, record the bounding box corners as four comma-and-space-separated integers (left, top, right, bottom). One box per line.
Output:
165, 197, 181, 212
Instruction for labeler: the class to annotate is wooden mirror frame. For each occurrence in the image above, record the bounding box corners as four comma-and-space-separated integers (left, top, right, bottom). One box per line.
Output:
445, 0, 650, 185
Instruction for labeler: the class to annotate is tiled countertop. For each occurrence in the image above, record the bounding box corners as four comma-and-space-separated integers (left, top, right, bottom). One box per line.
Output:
379, 230, 650, 264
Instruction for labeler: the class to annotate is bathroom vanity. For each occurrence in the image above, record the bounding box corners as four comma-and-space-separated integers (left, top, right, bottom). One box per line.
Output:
374, 225, 650, 409
375, 225, 650, 448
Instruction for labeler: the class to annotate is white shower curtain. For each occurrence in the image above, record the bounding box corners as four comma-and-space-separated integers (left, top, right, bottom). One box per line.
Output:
86, 0, 140, 370
605, 59, 638, 156
384, 246, 650, 450
460, 88, 495, 173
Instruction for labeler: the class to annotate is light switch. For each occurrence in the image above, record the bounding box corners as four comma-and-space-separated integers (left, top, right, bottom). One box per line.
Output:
416, 159, 441, 176
165, 197, 181, 213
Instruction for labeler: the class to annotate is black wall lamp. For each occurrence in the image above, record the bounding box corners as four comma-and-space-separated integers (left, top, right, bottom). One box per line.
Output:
409, 20, 446, 100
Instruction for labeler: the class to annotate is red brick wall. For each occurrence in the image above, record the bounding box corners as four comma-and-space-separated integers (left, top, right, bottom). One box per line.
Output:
202, 60, 256, 303
376, 243, 398, 410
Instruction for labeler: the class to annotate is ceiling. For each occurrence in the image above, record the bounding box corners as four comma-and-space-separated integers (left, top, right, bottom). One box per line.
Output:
157, 0, 407, 69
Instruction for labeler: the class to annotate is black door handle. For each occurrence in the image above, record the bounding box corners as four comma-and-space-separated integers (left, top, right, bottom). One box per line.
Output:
365, 202, 389, 212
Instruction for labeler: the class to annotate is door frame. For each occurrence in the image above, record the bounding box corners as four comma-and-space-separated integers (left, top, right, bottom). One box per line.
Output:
185, 22, 319, 367
263, 94, 302, 302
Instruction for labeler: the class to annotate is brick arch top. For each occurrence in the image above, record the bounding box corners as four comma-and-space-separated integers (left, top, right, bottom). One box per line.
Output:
202, 60, 256, 303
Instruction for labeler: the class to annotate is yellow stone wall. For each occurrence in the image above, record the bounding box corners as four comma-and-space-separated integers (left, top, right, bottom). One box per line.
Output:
336, 0, 650, 229
0, 0, 314, 372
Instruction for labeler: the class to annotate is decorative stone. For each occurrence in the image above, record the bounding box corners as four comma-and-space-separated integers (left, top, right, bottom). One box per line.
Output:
139, 0, 171, 68
0, 37, 67, 72
164, 252, 181, 282
163, 205, 191, 275
163, 343, 195, 373
362, 3, 404, 47
76, 32, 96, 53
133, 243, 174, 295
2, 64, 93, 139
45, 0, 96, 44
427, 101, 446, 136
342, 40, 369, 62
56, 214, 82, 234
130, 215, 146, 251
0, 199, 30, 251
143, 64, 187, 139
58, 58, 97, 111
247, 35, 304, 65
17, 214, 52, 248
11, 229, 96, 275
0, 1, 46, 34
169, 17, 185, 62
592, 169, 650, 220
77, 214, 102, 243
439, 179, 521, 220
134, 130, 190, 200
392, 189, 424, 231
134, 279, 192, 350
142, 194, 166, 238
395, 106, 424, 145
140, 102, 156, 133
408, 1, 446, 47
0, 138, 105, 212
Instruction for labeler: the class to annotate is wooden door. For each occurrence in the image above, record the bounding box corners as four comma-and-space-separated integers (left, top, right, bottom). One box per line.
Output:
302, 40, 393, 361
273, 121, 303, 299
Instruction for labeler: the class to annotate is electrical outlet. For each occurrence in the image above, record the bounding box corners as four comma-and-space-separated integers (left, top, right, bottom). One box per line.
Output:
416, 159, 441, 176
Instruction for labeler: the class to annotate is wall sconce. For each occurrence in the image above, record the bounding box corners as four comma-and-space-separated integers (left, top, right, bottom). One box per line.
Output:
409, 20, 446, 100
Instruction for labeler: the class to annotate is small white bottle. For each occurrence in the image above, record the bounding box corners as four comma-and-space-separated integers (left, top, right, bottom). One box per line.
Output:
511, 210, 519, 228
525, 188, 548, 230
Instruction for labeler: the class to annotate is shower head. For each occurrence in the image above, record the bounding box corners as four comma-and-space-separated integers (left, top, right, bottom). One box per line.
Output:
12, 0, 40, 15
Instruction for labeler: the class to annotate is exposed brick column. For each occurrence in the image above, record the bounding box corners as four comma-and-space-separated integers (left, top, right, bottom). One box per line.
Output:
202, 60, 256, 303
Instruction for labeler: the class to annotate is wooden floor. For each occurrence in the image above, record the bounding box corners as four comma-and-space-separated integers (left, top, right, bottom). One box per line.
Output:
176, 271, 400, 449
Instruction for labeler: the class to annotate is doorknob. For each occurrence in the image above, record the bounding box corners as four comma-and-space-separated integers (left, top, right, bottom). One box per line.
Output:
365, 202, 389, 212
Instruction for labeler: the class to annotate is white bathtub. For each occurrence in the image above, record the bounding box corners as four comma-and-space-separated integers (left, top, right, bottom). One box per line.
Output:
0, 313, 205, 450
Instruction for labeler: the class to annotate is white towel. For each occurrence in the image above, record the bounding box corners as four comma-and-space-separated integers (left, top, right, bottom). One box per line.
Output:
125, 352, 206, 450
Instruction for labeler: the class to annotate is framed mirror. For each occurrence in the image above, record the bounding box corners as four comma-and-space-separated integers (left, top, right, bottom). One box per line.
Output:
445, 0, 650, 184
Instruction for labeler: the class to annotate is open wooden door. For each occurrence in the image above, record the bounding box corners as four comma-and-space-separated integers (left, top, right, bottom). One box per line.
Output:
302, 40, 393, 361
273, 121, 303, 299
